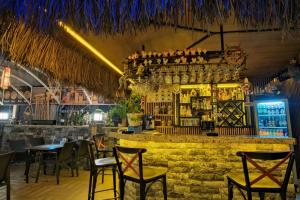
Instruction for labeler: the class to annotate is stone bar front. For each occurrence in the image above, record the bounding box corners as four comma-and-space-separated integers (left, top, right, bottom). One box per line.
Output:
110, 132, 296, 200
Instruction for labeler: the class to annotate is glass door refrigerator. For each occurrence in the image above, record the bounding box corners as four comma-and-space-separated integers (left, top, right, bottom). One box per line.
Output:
254, 99, 292, 137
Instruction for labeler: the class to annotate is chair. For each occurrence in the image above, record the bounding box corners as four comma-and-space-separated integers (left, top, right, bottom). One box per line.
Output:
93, 134, 113, 183
55, 142, 78, 184
0, 152, 14, 200
227, 151, 295, 200
113, 145, 167, 200
8, 139, 27, 162
93, 134, 113, 158
28, 137, 48, 177
87, 142, 118, 200
28, 137, 45, 147
76, 140, 91, 172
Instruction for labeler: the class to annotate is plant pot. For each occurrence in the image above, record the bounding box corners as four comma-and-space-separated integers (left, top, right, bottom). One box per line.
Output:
118, 118, 127, 127
127, 113, 143, 126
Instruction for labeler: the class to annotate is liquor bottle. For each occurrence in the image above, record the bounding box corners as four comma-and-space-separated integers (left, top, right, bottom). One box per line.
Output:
264, 104, 268, 114
280, 106, 285, 114
274, 104, 279, 114
258, 119, 264, 127
282, 118, 287, 127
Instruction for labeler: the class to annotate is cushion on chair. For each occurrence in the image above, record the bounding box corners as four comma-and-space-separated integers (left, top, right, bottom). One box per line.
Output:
94, 157, 116, 167
227, 173, 281, 189
125, 166, 167, 180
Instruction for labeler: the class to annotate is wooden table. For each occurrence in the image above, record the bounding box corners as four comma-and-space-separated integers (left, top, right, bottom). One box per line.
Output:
25, 144, 63, 183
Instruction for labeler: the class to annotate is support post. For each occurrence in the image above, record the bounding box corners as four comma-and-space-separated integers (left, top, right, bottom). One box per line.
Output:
220, 25, 224, 51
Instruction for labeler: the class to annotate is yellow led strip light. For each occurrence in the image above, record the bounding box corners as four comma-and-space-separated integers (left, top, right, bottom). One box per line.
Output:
58, 21, 124, 76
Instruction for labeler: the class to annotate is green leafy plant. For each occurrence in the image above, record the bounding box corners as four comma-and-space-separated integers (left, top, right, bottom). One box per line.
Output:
108, 101, 127, 120
127, 94, 142, 113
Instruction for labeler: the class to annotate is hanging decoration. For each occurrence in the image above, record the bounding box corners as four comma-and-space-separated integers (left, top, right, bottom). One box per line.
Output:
125, 47, 246, 87
0, 0, 299, 34
0, 67, 11, 89
224, 45, 246, 66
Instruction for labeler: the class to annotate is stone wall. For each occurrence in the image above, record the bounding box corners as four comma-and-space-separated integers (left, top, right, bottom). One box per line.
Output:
119, 139, 296, 200
0, 125, 90, 151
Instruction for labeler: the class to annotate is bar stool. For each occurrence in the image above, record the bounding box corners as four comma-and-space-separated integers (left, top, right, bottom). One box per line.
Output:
113, 145, 167, 200
93, 134, 113, 183
227, 151, 295, 200
87, 142, 118, 200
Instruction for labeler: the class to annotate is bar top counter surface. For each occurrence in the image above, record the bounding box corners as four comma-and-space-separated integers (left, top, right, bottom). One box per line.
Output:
109, 131, 295, 144
110, 131, 296, 200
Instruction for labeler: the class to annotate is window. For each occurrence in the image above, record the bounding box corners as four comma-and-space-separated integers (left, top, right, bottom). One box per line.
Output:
0, 112, 9, 120
93, 113, 103, 121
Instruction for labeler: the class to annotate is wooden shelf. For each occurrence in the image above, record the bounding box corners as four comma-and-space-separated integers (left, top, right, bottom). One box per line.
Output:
154, 114, 174, 117
156, 126, 173, 128
146, 102, 173, 104
180, 116, 200, 118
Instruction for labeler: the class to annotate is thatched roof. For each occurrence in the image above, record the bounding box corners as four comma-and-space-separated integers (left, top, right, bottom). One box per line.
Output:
0, 0, 299, 34
0, 20, 119, 97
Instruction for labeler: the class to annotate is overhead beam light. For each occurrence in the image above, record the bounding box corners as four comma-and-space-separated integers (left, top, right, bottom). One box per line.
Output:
58, 21, 124, 76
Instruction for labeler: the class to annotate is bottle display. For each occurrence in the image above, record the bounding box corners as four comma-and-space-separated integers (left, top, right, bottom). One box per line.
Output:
216, 85, 246, 127
256, 101, 289, 137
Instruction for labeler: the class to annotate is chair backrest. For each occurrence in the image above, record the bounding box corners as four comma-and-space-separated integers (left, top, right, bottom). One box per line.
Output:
78, 140, 90, 159
8, 139, 27, 152
0, 152, 14, 183
93, 134, 106, 149
58, 142, 76, 162
113, 145, 146, 181
29, 137, 45, 147
237, 151, 295, 190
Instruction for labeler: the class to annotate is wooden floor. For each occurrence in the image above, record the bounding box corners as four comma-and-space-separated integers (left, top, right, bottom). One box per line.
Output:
2, 165, 300, 200
0, 165, 116, 200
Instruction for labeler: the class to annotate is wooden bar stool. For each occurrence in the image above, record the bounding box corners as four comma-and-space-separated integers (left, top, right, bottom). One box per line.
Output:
113, 145, 167, 200
87, 142, 118, 200
93, 134, 113, 183
227, 151, 295, 200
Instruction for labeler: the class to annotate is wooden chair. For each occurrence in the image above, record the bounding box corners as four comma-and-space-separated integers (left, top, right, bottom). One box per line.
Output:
93, 134, 113, 158
28, 137, 45, 147
55, 142, 78, 184
75, 140, 90, 173
0, 152, 14, 200
8, 139, 27, 162
87, 142, 118, 200
227, 151, 295, 200
113, 145, 167, 200
93, 134, 113, 183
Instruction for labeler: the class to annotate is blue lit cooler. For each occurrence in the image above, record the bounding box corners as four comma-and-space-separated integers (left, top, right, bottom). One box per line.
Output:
254, 99, 292, 137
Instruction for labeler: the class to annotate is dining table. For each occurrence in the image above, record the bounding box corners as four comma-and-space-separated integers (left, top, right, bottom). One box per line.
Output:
25, 144, 63, 183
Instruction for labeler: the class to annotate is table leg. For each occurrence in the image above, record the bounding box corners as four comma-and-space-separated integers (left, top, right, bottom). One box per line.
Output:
25, 150, 31, 183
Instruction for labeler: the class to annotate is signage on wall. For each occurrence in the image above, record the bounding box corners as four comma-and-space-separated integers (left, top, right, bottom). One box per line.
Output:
1, 86, 31, 104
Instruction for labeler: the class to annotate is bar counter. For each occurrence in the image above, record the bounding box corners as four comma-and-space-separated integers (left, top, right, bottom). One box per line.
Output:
110, 132, 296, 200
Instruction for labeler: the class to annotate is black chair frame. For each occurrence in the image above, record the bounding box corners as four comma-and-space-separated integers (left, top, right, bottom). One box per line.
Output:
113, 145, 167, 200
227, 151, 295, 200
87, 142, 118, 200
0, 152, 14, 200
93, 134, 113, 184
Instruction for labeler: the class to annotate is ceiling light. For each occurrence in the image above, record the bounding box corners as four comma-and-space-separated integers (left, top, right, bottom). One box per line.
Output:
58, 21, 124, 76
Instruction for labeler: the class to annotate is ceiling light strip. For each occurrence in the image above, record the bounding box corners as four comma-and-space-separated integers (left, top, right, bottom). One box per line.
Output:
58, 21, 124, 76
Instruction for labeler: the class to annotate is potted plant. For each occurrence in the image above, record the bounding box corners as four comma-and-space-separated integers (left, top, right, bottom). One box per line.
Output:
126, 94, 143, 126
108, 100, 127, 127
